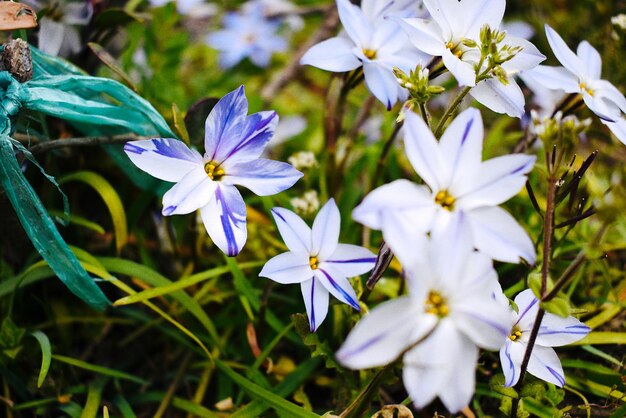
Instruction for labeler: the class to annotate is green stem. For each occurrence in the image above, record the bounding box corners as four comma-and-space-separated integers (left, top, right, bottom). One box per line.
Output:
433, 86, 471, 138
418, 102, 429, 127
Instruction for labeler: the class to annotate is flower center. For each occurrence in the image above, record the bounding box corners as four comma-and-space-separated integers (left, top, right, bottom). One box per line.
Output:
445, 42, 464, 58
509, 325, 523, 341
362, 48, 377, 60
434, 190, 456, 210
579, 82, 594, 96
204, 161, 225, 181
309, 256, 319, 270
424, 290, 449, 318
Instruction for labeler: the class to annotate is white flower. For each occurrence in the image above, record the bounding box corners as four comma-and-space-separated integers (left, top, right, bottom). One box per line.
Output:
353, 108, 536, 264
25, 0, 93, 57
500, 289, 591, 387
400, 0, 506, 87
124, 86, 302, 256
301, 0, 430, 109
337, 220, 511, 412
259, 199, 376, 331
469, 34, 545, 118
206, 3, 288, 69
290, 190, 320, 216
526, 25, 626, 144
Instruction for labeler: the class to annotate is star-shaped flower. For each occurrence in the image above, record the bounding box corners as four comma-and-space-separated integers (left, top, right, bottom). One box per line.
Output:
400, 0, 506, 87
259, 199, 376, 331
353, 108, 536, 264
337, 218, 511, 412
206, 3, 288, 69
301, 0, 430, 109
526, 25, 626, 144
500, 289, 591, 387
124, 86, 302, 256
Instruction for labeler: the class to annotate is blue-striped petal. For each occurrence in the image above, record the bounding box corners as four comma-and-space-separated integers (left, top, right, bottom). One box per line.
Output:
301, 278, 329, 332
224, 158, 302, 196
526, 345, 566, 387
200, 184, 247, 256
124, 138, 203, 182
323, 244, 376, 277
314, 264, 359, 310
204, 86, 248, 163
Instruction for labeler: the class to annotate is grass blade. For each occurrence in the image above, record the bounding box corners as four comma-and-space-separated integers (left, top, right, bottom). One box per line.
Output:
52, 355, 147, 384
30, 331, 52, 388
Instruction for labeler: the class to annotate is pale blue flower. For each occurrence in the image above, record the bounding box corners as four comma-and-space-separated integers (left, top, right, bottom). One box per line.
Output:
301, 0, 430, 110
124, 86, 302, 256
206, 3, 288, 69
353, 108, 537, 264
524, 25, 626, 144
337, 218, 511, 412
500, 289, 591, 387
259, 199, 376, 331
24, 0, 92, 57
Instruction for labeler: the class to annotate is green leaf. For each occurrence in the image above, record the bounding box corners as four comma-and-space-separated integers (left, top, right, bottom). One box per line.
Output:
0, 138, 109, 311
48, 209, 106, 234
80, 379, 107, 418
98, 257, 220, 344
59, 171, 128, 254
112, 261, 263, 306
571, 332, 626, 345
540, 297, 570, 318
51, 354, 148, 384
30, 331, 52, 387
215, 360, 320, 418
0, 317, 25, 349
231, 358, 321, 418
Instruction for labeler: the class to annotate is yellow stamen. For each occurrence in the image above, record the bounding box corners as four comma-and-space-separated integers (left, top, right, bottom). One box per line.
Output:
508, 326, 523, 341
424, 290, 449, 318
434, 190, 456, 210
204, 161, 225, 181
579, 82, 594, 96
362, 49, 377, 60
309, 256, 319, 270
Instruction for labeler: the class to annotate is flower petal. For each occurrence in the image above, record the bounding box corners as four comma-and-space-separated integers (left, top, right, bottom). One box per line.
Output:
500, 340, 525, 387
403, 320, 478, 413
200, 184, 247, 256
381, 209, 431, 272
301, 278, 329, 332
514, 289, 540, 331
311, 199, 340, 260
300, 36, 362, 72
466, 206, 536, 264
352, 179, 433, 230
544, 24, 584, 76
458, 0, 505, 39
526, 345, 566, 387
603, 117, 626, 145
204, 86, 249, 163
271, 207, 312, 254
124, 138, 204, 182
576, 41, 602, 80
536, 313, 590, 347
582, 92, 619, 122
439, 107, 484, 190
403, 111, 446, 190
259, 251, 312, 284
324, 244, 376, 277
162, 167, 216, 215
522, 66, 579, 93
595, 80, 626, 114
38, 19, 66, 56
218, 111, 279, 164
503, 36, 546, 72
314, 265, 359, 310
456, 153, 536, 209
429, 210, 474, 287
336, 0, 372, 45
224, 159, 302, 196
363, 62, 400, 110
443, 48, 477, 87
454, 293, 511, 350
336, 296, 422, 369
399, 18, 446, 56
470, 78, 526, 118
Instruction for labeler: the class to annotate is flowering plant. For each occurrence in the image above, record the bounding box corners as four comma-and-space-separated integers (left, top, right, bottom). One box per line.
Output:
2, 0, 624, 417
